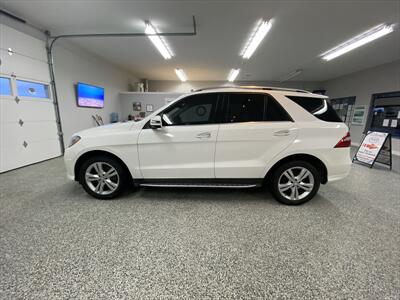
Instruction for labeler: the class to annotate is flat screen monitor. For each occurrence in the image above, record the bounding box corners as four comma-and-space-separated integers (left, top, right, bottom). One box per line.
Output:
76, 82, 104, 108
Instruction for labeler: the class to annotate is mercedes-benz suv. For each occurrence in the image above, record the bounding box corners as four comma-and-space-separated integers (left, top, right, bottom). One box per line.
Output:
64, 86, 351, 205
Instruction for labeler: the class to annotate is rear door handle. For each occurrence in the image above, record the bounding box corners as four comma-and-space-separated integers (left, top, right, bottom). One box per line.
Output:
196, 132, 211, 139
273, 130, 291, 136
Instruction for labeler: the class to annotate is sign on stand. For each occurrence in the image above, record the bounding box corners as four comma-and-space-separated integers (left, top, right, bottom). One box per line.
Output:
353, 131, 392, 169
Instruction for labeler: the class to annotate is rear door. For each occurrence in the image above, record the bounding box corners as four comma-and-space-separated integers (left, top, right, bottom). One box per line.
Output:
215, 93, 297, 178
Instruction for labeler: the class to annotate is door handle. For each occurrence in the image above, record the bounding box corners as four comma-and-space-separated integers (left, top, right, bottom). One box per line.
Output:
196, 132, 211, 139
273, 130, 291, 136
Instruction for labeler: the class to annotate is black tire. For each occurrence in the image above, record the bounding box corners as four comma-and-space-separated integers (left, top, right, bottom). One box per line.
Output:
269, 160, 320, 205
78, 155, 128, 200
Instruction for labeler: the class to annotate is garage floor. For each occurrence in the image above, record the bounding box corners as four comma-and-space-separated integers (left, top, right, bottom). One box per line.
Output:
1, 156, 399, 299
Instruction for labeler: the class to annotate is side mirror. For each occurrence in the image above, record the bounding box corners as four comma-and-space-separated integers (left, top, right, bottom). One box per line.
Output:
150, 115, 162, 129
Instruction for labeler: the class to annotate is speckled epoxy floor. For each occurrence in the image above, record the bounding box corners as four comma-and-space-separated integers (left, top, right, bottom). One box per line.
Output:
0, 156, 399, 299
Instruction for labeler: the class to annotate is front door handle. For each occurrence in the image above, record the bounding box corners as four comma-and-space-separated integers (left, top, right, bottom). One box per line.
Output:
273, 130, 291, 136
196, 132, 211, 139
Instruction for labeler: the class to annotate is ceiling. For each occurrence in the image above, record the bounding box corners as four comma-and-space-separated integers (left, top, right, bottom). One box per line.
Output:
1, 0, 399, 82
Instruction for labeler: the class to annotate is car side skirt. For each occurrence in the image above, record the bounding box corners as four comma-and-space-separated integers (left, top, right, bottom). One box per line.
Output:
135, 178, 263, 188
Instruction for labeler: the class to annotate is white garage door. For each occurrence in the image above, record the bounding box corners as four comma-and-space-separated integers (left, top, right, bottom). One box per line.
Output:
0, 24, 61, 173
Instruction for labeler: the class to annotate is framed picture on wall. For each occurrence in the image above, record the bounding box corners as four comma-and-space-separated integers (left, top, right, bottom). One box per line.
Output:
133, 102, 141, 111
146, 104, 154, 112
352, 105, 366, 125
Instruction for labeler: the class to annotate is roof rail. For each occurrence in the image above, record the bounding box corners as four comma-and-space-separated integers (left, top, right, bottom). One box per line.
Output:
194, 85, 312, 94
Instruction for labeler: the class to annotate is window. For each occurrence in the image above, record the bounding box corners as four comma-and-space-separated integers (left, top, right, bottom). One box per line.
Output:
226, 93, 265, 123
16, 80, 49, 99
225, 93, 291, 123
287, 96, 342, 122
368, 92, 400, 137
265, 95, 292, 121
162, 93, 219, 126
0, 77, 12, 96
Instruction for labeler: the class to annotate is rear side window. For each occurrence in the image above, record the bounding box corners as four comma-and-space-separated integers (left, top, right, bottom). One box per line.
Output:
265, 95, 292, 121
226, 93, 264, 122
286, 96, 342, 122
225, 93, 292, 123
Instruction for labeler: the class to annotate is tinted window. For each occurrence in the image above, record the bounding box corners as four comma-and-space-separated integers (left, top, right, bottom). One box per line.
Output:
0, 77, 12, 96
287, 96, 342, 122
226, 93, 265, 123
265, 95, 292, 121
162, 93, 218, 126
16, 80, 49, 98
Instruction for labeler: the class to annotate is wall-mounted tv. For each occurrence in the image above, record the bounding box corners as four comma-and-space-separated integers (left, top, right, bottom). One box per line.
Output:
76, 82, 104, 108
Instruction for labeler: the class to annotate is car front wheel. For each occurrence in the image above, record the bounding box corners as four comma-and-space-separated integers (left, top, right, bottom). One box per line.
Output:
270, 160, 320, 205
78, 155, 127, 199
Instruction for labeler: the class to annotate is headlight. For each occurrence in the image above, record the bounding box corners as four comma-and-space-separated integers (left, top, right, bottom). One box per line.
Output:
68, 136, 81, 147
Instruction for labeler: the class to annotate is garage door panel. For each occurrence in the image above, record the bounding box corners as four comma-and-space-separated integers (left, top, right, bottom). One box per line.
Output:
0, 144, 25, 172
0, 122, 23, 146
0, 122, 58, 145
21, 121, 59, 142
0, 98, 55, 123
21, 139, 61, 166
0, 49, 50, 82
0, 24, 47, 61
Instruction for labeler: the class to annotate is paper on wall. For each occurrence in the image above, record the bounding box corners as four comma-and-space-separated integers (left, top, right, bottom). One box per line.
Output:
382, 119, 389, 127
391, 119, 398, 128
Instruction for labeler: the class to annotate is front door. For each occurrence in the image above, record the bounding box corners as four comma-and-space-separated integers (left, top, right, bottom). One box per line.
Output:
138, 93, 221, 179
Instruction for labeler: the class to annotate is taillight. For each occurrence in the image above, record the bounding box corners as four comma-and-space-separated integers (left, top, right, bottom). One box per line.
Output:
334, 131, 351, 148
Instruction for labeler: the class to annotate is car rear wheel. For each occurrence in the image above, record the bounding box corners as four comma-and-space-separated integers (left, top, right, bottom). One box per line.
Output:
79, 155, 127, 199
270, 160, 320, 205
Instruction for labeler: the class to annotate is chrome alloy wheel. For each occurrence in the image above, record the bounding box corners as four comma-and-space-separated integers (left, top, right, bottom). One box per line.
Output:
278, 167, 314, 201
85, 162, 120, 195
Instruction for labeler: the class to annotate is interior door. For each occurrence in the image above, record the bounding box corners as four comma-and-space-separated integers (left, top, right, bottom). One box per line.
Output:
138, 93, 221, 178
215, 93, 297, 178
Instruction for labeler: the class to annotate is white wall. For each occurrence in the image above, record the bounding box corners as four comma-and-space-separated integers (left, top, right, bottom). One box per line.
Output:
120, 92, 182, 121
148, 80, 323, 93
52, 41, 137, 145
322, 60, 400, 155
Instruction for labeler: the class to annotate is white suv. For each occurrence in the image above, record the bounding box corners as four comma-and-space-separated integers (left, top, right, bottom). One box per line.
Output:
64, 86, 351, 205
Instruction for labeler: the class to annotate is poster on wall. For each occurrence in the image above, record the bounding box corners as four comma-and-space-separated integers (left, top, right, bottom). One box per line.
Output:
353, 131, 392, 169
133, 102, 142, 111
351, 105, 366, 125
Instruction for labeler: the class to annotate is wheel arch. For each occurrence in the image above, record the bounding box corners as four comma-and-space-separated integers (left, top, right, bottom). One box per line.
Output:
265, 154, 328, 184
74, 150, 133, 183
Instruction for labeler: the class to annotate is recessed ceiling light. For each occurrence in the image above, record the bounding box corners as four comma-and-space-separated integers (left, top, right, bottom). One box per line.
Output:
240, 20, 272, 59
175, 68, 187, 82
145, 21, 174, 60
321, 24, 395, 61
227, 68, 240, 82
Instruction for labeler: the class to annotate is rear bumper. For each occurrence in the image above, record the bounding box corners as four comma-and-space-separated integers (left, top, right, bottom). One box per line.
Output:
324, 148, 352, 182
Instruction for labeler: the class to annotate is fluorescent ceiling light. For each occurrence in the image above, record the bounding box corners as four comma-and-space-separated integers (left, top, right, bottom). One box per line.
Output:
241, 20, 272, 59
321, 24, 394, 61
175, 68, 187, 82
279, 69, 302, 83
145, 21, 173, 60
227, 68, 240, 82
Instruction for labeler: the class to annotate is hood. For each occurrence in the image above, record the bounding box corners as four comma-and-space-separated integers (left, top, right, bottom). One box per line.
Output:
74, 121, 141, 138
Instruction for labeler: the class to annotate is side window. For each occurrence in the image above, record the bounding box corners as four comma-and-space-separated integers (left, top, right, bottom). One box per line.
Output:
265, 95, 292, 121
0, 77, 12, 96
226, 93, 264, 123
287, 96, 342, 122
16, 80, 50, 99
162, 93, 219, 126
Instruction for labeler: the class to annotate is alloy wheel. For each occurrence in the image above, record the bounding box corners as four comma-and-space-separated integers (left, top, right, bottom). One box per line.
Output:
278, 166, 314, 201
85, 162, 120, 195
